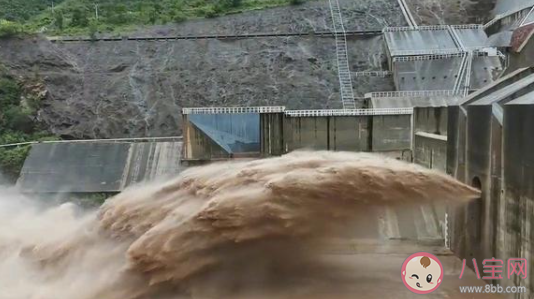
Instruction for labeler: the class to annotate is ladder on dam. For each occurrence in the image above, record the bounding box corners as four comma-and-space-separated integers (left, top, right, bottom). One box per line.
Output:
462, 52, 473, 96
328, 0, 357, 109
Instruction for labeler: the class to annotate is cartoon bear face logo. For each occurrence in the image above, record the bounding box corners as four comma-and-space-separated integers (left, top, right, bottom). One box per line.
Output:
402, 252, 443, 294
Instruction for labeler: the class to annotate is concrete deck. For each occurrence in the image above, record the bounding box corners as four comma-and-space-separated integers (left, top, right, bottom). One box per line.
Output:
227, 242, 508, 299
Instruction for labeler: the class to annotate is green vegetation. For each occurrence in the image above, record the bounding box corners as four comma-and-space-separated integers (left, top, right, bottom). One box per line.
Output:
70, 193, 112, 207
0, 0, 66, 22
0, 19, 25, 37
290, 0, 305, 4
2, 0, 308, 36
0, 65, 56, 181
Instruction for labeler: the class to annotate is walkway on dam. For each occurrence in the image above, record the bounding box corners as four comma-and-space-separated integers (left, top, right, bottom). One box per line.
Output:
47, 30, 382, 43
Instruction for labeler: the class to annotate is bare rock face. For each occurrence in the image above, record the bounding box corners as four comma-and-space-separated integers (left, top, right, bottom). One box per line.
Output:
0, 36, 390, 138
407, 0, 498, 25
0, 0, 501, 139
0, 0, 402, 139
0, 37, 87, 138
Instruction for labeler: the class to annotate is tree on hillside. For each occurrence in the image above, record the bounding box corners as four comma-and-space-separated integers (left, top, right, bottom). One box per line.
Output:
108, 4, 129, 25
71, 7, 89, 27
89, 19, 98, 40
228, 0, 242, 8
154, 2, 163, 14
0, 19, 23, 37
54, 12, 64, 30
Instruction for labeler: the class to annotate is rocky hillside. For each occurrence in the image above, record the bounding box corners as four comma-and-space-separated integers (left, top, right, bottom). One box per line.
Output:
407, 0, 498, 25
1, 35, 393, 138
0, 0, 499, 139
0, 0, 404, 139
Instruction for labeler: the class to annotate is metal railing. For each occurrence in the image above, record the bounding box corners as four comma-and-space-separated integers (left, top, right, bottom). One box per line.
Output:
448, 24, 480, 96
0, 136, 183, 149
448, 25, 466, 52
484, 4, 534, 29
182, 106, 286, 114
453, 53, 469, 93
352, 71, 393, 77
390, 48, 464, 57
365, 90, 464, 98
462, 52, 474, 97
383, 25, 450, 32
328, 0, 356, 109
392, 52, 466, 62
383, 22, 499, 95
393, 50, 495, 63
520, 6, 534, 27
450, 24, 484, 30
385, 24, 489, 58
285, 108, 413, 117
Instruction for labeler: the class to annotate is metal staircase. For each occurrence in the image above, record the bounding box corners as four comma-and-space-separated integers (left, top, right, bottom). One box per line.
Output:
453, 53, 468, 93
328, 0, 357, 109
449, 25, 473, 96
397, 0, 418, 28
462, 52, 473, 96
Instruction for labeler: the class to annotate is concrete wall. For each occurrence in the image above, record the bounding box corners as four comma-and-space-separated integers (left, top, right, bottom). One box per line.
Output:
391, 57, 501, 92
413, 135, 447, 171
411, 107, 449, 246
283, 116, 371, 152
260, 113, 285, 156
285, 117, 330, 151
447, 105, 504, 281
414, 107, 448, 135
393, 58, 461, 91
329, 116, 371, 151
283, 115, 411, 154
446, 100, 534, 296
457, 106, 500, 271
502, 103, 534, 296
371, 115, 411, 152
413, 107, 448, 171
447, 106, 468, 180
186, 112, 412, 159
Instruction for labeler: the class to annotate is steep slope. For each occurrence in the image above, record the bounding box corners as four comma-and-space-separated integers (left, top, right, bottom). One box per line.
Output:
0, 0, 403, 139
407, 0, 498, 25
0, 35, 389, 138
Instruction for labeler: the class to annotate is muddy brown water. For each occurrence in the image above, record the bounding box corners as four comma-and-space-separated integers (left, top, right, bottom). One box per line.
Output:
0, 151, 498, 299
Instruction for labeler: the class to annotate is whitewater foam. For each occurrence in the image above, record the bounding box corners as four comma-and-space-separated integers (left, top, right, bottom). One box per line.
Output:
0, 151, 479, 299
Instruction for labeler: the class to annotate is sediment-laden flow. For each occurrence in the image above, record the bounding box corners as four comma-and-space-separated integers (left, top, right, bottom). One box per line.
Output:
0, 151, 479, 299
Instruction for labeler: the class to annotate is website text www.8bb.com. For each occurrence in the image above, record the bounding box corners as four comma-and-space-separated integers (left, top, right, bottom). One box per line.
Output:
459, 284, 528, 294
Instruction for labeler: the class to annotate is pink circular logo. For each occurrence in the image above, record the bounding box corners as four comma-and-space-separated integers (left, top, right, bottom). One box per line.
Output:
401, 252, 444, 294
